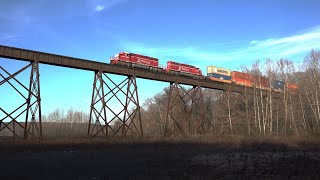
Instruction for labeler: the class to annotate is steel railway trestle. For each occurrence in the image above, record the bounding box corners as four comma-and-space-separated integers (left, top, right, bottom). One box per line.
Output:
0, 45, 272, 139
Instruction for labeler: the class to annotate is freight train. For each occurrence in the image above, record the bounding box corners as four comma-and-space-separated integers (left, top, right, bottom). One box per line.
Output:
110, 52, 298, 92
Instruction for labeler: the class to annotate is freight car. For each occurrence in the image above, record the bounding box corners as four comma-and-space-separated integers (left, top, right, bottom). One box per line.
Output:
252, 76, 270, 90
271, 80, 285, 91
229, 71, 271, 90
231, 71, 253, 87
166, 61, 204, 78
287, 83, 299, 94
110, 52, 163, 72
206, 66, 232, 83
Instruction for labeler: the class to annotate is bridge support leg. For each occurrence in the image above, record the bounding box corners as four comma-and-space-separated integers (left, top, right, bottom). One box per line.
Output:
0, 61, 42, 139
164, 82, 206, 137
191, 86, 207, 134
88, 72, 143, 138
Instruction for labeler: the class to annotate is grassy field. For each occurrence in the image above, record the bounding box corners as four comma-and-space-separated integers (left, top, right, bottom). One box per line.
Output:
0, 135, 319, 179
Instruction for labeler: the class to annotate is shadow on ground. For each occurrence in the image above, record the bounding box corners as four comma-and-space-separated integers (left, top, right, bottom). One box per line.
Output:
0, 137, 319, 179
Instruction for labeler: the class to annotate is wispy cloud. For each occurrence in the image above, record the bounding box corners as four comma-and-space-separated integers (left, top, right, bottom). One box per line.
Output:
251, 27, 320, 47
0, 0, 128, 23
0, 0, 128, 48
118, 26, 320, 69
0, 33, 21, 44
249, 26, 320, 57
92, 0, 127, 13
95, 5, 105, 12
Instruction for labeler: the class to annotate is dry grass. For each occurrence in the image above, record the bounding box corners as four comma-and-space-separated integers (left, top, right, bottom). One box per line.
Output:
1, 134, 319, 150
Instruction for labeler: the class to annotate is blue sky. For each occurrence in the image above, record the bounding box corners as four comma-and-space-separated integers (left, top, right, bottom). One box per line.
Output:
1, 0, 320, 117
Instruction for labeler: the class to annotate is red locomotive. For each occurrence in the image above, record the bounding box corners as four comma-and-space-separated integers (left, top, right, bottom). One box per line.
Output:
110, 52, 161, 71
166, 61, 202, 77
110, 52, 203, 77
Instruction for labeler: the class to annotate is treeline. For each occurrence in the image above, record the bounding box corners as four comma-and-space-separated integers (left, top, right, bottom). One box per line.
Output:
0, 109, 89, 137
141, 50, 320, 137
41, 109, 89, 137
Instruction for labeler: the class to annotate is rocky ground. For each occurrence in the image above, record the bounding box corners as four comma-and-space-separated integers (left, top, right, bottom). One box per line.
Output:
0, 137, 319, 179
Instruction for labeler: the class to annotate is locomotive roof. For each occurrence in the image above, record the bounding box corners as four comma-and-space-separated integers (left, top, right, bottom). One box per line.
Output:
119, 52, 158, 60
167, 61, 200, 69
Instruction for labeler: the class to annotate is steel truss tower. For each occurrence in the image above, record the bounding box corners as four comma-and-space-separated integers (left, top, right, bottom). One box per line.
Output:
0, 61, 42, 139
164, 82, 206, 137
88, 71, 143, 138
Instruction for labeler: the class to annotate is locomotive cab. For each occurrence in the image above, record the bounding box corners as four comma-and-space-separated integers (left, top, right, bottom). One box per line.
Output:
110, 52, 131, 65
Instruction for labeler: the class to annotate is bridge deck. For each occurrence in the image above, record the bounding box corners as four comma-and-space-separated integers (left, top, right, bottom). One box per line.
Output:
0, 45, 253, 93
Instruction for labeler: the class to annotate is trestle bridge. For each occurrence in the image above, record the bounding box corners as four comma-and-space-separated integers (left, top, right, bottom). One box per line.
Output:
0, 45, 271, 139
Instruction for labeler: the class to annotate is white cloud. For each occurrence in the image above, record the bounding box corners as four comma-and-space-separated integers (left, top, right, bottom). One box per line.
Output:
95, 5, 105, 12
